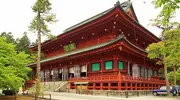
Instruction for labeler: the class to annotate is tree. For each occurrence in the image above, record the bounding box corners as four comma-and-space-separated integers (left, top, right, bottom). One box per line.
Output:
29, 0, 57, 98
0, 37, 32, 92
0, 32, 16, 44
31, 39, 38, 46
16, 32, 31, 54
165, 22, 180, 85
148, 0, 180, 96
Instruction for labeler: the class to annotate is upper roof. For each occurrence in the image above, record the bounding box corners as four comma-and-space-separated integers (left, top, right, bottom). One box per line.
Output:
62, 1, 134, 34
30, 1, 139, 49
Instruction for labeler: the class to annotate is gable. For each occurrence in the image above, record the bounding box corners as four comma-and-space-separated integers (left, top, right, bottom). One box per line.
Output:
125, 5, 139, 22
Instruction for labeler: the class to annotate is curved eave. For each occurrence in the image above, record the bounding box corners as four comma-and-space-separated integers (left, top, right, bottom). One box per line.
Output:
116, 4, 160, 42
129, 5, 139, 23
28, 34, 147, 67
30, 8, 114, 50
30, 2, 133, 50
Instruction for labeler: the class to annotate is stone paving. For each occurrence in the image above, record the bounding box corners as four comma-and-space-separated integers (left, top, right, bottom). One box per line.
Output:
44, 92, 180, 100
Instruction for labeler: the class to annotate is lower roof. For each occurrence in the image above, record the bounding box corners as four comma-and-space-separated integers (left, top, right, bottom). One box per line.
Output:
28, 34, 147, 66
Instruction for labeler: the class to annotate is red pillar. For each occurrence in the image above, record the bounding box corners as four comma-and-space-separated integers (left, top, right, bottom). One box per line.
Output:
135, 83, 137, 90
108, 82, 111, 90
125, 82, 128, 90
100, 60, 104, 77
93, 83, 96, 90
114, 57, 118, 74
100, 82, 103, 90
75, 84, 77, 94
117, 82, 120, 90
130, 83, 133, 90
87, 62, 91, 77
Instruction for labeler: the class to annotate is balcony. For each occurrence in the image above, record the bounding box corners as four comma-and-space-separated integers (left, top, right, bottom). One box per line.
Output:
69, 75, 165, 84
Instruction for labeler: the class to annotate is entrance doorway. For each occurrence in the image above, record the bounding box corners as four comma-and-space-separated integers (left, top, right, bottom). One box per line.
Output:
81, 64, 87, 77
80, 72, 86, 77
58, 73, 62, 81
69, 73, 74, 78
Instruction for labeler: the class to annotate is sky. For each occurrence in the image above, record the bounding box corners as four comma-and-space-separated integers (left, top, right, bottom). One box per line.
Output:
0, 0, 179, 42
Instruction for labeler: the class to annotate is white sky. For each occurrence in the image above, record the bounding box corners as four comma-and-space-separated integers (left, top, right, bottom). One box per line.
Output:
0, 0, 179, 42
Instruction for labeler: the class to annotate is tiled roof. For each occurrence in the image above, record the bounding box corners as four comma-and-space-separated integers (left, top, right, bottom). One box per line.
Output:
28, 34, 147, 66
62, 1, 132, 33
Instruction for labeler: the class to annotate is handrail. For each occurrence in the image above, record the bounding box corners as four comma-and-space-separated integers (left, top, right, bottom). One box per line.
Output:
69, 75, 165, 83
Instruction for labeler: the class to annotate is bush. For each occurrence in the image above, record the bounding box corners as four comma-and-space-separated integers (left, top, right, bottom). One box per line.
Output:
2, 90, 18, 96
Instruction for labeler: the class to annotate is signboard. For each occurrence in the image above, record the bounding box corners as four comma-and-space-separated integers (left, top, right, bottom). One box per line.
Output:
63, 43, 76, 52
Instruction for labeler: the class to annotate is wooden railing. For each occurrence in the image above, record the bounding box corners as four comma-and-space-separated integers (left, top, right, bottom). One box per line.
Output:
69, 75, 165, 84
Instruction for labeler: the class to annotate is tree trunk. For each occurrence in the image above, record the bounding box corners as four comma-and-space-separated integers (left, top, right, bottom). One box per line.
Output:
35, 11, 41, 100
173, 64, 176, 86
163, 57, 170, 96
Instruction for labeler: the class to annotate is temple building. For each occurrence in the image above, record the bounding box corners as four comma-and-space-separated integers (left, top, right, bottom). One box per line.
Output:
27, 1, 165, 90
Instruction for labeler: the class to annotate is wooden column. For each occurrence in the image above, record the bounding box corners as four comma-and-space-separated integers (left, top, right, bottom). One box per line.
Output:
108, 82, 111, 90
87, 62, 91, 77
100, 83, 103, 90
130, 83, 133, 90
114, 57, 118, 73
93, 83, 96, 90
139, 83, 141, 90
86, 84, 89, 95
117, 82, 121, 90
125, 82, 128, 90
100, 60, 104, 75
75, 84, 77, 94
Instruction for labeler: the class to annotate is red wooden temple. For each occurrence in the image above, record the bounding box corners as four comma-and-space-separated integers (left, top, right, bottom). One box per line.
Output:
27, 1, 165, 90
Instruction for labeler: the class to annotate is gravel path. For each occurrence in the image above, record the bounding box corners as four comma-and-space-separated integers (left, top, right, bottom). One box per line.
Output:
44, 92, 180, 100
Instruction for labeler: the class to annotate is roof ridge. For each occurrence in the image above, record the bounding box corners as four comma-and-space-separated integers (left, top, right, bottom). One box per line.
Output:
62, 1, 132, 33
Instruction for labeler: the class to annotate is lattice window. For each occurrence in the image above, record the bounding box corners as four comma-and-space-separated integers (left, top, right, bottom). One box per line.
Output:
118, 61, 124, 70
91, 63, 100, 71
105, 61, 113, 70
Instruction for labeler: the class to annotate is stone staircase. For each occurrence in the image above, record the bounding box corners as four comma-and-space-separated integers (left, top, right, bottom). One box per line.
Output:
41, 81, 68, 92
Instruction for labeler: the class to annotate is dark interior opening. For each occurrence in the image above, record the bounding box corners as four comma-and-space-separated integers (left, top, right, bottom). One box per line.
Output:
89, 83, 93, 86
50, 75, 53, 81
111, 83, 118, 86
121, 83, 125, 86
71, 83, 75, 86
69, 73, 74, 78
96, 83, 100, 86
103, 83, 108, 86
58, 73, 62, 81
80, 72, 86, 77
130, 64, 132, 76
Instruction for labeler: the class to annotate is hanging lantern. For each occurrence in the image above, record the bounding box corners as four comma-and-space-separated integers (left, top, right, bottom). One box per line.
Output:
115, 14, 119, 17
119, 46, 122, 51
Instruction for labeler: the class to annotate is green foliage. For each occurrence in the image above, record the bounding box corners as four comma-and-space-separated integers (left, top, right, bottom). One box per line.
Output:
0, 37, 32, 91
0, 32, 16, 44
152, 0, 180, 26
29, 0, 57, 96
29, 0, 57, 39
146, 41, 164, 59
16, 32, 31, 54
168, 68, 180, 82
149, 1, 180, 93
28, 80, 44, 95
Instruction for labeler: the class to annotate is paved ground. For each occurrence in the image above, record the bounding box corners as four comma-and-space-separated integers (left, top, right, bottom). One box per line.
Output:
44, 92, 180, 100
